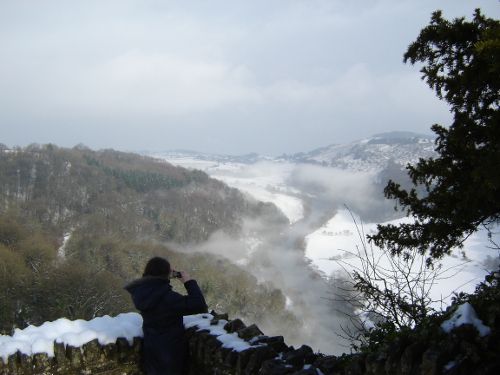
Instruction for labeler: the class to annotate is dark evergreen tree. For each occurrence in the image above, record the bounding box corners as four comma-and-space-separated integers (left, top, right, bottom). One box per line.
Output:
369, 9, 500, 263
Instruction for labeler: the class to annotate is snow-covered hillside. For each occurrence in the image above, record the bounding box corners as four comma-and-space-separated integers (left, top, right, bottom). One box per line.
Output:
283, 132, 438, 172
304, 208, 493, 309
300, 138, 437, 172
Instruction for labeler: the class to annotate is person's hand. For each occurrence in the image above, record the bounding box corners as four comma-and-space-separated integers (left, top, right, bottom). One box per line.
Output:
179, 270, 191, 283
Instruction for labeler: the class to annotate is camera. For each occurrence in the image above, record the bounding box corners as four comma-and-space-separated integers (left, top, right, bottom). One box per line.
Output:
172, 270, 182, 278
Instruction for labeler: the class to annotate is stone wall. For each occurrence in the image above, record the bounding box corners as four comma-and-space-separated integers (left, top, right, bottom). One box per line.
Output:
1, 311, 499, 375
182, 313, 500, 375
0, 336, 143, 375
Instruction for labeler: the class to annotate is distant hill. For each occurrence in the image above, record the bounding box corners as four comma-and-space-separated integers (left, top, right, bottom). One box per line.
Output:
279, 132, 438, 172
145, 150, 264, 165
149, 131, 438, 173
371, 130, 436, 140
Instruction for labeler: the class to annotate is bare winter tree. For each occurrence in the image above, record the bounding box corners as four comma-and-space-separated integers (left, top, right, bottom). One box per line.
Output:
328, 208, 472, 348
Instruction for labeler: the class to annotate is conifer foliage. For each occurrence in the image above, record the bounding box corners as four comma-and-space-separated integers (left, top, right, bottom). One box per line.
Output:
369, 9, 500, 263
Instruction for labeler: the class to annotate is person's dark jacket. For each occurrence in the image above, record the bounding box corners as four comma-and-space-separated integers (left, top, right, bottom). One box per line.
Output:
124, 276, 207, 375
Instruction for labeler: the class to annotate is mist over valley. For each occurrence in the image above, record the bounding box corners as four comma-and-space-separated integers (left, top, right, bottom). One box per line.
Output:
0, 132, 496, 356
150, 132, 497, 353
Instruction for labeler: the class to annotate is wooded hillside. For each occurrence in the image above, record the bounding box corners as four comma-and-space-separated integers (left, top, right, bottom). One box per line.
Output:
0, 143, 296, 334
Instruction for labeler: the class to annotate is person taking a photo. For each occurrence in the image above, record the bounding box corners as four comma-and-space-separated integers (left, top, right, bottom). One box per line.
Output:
124, 256, 207, 375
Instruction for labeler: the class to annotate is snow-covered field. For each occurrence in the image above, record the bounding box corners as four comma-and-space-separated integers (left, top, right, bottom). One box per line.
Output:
304, 208, 492, 309
209, 163, 304, 224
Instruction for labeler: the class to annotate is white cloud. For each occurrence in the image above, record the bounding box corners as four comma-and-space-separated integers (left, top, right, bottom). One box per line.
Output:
74, 52, 259, 115
0, 0, 496, 154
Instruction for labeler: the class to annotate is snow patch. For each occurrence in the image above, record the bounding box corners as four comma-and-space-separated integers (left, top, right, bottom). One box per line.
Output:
184, 314, 254, 352
0, 312, 257, 363
441, 302, 491, 337
0, 313, 142, 362
57, 231, 72, 259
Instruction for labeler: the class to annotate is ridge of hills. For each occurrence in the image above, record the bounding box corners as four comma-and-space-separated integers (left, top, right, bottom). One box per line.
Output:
283, 131, 437, 172
145, 131, 438, 173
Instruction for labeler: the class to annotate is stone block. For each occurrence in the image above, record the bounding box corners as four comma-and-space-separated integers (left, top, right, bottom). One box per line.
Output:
116, 337, 132, 363
212, 346, 234, 369
235, 347, 258, 375
32, 352, 54, 373
18, 352, 32, 374
131, 337, 143, 362
253, 336, 289, 354
364, 352, 386, 375
83, 338, 105, 364
282, 345, 314, 372
224, 319, 247, 333
6, 352, 21, 374
385, 353, 403, 375
66, 344, 83, 369
245, 346, 280, 375
344, 354, 366, 375
184, 325, 199, 341
203, 334, 224, 363
224, 349, 240, 370
313, 355, 339, 375
296, 345, 315, 364
102, 342, 119, 363
259, 358, 295, 375
237, 324, 264, 342
53, 341, 69, 370
211, 313, 229, 325
420, 347, 449, 375
193, 331, 213, 361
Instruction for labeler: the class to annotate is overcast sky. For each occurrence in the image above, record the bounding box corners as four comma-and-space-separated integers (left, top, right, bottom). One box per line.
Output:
1, 1, 498, 156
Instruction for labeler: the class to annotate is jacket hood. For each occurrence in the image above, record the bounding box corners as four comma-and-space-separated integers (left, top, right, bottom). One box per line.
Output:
123, 276, 172, 311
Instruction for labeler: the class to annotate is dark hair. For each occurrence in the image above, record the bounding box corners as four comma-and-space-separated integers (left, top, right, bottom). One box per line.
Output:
143, 257, 171, 277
